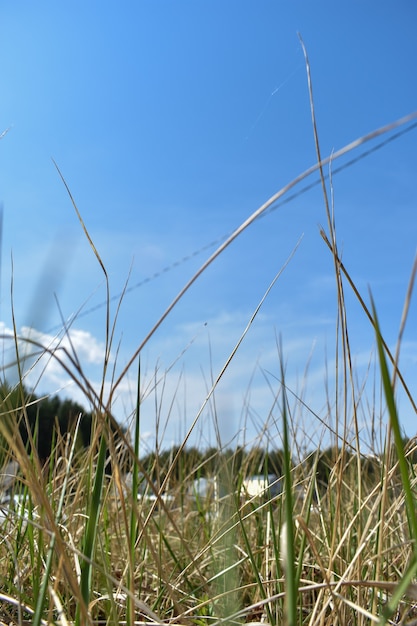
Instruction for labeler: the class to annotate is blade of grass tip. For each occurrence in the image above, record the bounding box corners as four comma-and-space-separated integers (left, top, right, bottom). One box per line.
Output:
298, 33, 332, 234
10, 254, 26, 389
391, 251, 417, 390
108, 110, 417, 404
279, 341, 297, 626
52, 159, 107, 278
371, 294, 417, 545
52, 159, 111, 400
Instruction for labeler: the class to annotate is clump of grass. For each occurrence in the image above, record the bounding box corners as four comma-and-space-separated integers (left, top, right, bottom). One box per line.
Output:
1, 56, 417, 626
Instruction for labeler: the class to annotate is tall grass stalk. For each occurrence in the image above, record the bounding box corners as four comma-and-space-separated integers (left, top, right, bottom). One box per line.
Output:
106, 109, 417, 404
371, 293, 417, 624
33, 415, 83, 626
126, 358, 142, 626
372, 297, 417, 546
279, 347, 297, 626
76, 417, 108, 625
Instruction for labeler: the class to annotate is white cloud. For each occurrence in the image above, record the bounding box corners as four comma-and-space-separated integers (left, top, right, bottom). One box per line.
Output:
15, 326, 106, 365
1, 303, 414, 455
0, 322, 107, 402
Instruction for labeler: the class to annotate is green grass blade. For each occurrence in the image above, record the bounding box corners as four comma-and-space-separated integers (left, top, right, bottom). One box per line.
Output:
76, 418, 108, 625
279, 346, 297, 626
32, 416, 83, 626
236, 504, 274, 625
371, 295, 417, 544
372, 295, 417, 623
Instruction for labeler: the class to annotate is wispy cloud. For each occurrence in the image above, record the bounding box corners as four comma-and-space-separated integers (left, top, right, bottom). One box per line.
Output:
0, 322, 107, 398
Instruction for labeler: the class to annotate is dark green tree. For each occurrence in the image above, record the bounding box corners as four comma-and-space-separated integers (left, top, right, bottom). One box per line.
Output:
0, 381, 95, 464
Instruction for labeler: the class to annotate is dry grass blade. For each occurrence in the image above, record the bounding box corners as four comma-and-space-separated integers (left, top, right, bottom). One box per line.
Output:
320, 228, 417, 414
392, 251, 417, 389
52, 159, 115, 406
52, 159, 107, 279
0, 593, 48, 626
136, 240, 300, 543
48, 585, 70, 626
108, 108, 417, 403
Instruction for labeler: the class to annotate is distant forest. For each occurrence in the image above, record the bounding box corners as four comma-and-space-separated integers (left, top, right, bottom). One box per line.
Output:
0, 381, 416, 492
0, 382, 94, 463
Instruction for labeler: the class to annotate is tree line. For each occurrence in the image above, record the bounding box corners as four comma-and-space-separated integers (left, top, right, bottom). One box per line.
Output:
0, 382, 94, 464
139, 439, 417, 494
0, 380, 416, 493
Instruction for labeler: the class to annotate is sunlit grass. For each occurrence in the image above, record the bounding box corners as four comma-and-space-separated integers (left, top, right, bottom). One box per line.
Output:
1, 63, 417, 625
1, 320, 417, 625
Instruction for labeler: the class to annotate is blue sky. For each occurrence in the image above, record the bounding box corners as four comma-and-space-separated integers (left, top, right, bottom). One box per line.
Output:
0, 3, 416, 454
